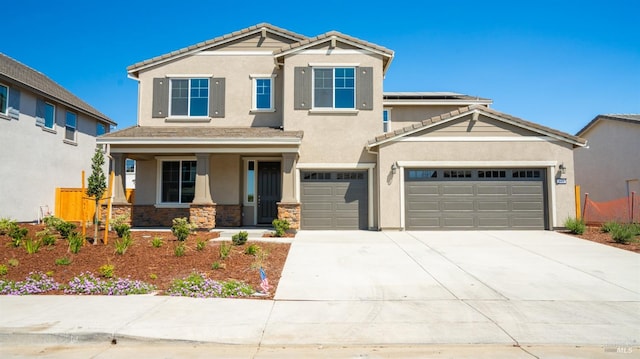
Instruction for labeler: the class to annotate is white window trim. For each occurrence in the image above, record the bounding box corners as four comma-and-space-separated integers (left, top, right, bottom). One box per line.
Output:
168, 78, 210, 119
383, 108, 392, 133
250, 74, 277, 112
243, 159, 256, 206
311, 67, 357, 110
0, 83, 8, 117
64, 111, 77, 144
44, 102, 56, 130
155, 156, 197, 206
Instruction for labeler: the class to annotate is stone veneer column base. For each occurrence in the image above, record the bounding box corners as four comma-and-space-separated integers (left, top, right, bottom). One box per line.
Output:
189, 204, 216, 230
215, 204, 242, 227
110, 204, 132, 225
277, 202, 300, 230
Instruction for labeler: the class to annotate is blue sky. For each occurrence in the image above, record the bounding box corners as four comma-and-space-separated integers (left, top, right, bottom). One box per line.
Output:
4, 0, 639, 135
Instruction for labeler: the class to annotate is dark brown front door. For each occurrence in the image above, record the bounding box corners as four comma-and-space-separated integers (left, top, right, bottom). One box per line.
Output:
257, 162, 281, 224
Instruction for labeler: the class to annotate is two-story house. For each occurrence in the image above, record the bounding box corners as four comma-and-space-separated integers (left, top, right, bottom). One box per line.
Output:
98, 23, 585, 231
0, 53, 116, 222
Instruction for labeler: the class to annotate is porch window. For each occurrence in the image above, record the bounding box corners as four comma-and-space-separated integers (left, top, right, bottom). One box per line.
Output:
170, 78, 209, 117
161, 160, 196, 203
246, 161, 255, 203
313, 67, 355, 109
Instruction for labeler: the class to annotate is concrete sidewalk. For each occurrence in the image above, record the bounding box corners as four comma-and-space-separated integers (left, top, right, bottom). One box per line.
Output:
0, 230, 638, 356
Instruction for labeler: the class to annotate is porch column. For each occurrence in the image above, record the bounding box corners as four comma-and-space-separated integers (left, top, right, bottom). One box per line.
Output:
281, 153, 298, 203
111, 153, 128, 204
193, 153, 213, 204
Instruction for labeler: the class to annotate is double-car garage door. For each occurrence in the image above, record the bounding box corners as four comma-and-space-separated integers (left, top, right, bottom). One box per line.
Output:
300, 171, 368, 229
405, 168, 547, 230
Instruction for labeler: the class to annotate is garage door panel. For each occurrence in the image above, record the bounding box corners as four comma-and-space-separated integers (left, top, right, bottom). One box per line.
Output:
302, 202, 333, 211
405, 169, 546, 230
302, 186, 334, 196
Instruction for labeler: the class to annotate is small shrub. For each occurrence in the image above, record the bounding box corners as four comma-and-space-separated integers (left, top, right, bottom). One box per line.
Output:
221, 280, 254, 297
149, 273, 158, 280
55, 257, 71, 266
601, 221, 621, 233
272, 219, 290, 237
37, 228, 56, 246
56, 221, 77, 239
219, 242, 232, 259
114, 233, 133, 255
166, 272, 252, 298
23, 238, 42, 254
231, 231, 248, 246
196, 239, 207, 251
65, 272, 155, 295
151, 236, 163, 248
0, 264, 8, 276
564, 217, 586, 235
99, 264, 115, 278
8, 258, 19, 267
43, 215, 63, 230
67, 232, 84, 254
174, 242, 186, 257
113, 223, 130, 238
211, 261, 225, 270
611, 225, 635, 244
628, 223, 640, 236
245, 243, 260, 256
0, 217, 17, 235
9, 226, 29, 247
0, 272, 59, 295
171, 217, 195, 241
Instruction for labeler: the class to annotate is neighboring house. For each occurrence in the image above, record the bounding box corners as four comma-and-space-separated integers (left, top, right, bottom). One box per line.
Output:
574, 114, 640, 202
98, 23, 585, 230
0, 53, 116, 222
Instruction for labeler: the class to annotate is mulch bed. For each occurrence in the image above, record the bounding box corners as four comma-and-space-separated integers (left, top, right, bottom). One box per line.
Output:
564, 226, 640, 253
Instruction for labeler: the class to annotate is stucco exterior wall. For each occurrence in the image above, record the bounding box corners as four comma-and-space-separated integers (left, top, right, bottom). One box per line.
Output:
384, 105, 471, 132
574, 121, 640, 202
282, 51, 384, 164
376, 124, 577, 229
0, 89, 106, 222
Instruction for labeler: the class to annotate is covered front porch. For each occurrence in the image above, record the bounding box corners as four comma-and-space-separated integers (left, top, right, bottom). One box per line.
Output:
97, 127, 303, 230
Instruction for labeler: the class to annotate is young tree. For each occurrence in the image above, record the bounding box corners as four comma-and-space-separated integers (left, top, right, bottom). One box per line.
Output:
86, 146, 107, 244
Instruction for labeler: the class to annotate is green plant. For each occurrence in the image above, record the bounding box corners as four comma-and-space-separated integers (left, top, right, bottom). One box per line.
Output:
99, 264, 115, 278
272, 219, 290, 237
43, 215, 63, 229
8, 226, 28, 247
171, 217, 195, 241
219, 242, 232, 259
211, 261, 225, 270
601, 221, 621, 233
55, 257, 71, 266
564, 217, 586, 235
56, 221, 77, 239
196, 239, 206, 251
174, 242, 186, 257
113, 222, 130, 238
23, 238, 42, 254
114, 232, 133, 255
0, 217, 17, 235
8, 258, 19, 267
0, 264, 8, 276
245, 243, 260, 256
67, 232, 84, 254
151, 236, 163, 248
37, 228, 56, 246
611, 225, 635, 244
232, 231, 248, 246
149, 273, 158, 280
87, 147, 107, 244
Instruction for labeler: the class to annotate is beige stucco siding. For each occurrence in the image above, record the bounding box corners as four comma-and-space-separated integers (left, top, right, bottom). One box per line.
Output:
282, 52, 384, 164
376, 119, 577, 229
574, 121, 640, 202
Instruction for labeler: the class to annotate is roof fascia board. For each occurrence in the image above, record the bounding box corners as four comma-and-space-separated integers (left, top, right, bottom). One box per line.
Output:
276, 37, 393, 60
97, 137, 302, 145
383, 99, 493, 106
107, 147, 300, 154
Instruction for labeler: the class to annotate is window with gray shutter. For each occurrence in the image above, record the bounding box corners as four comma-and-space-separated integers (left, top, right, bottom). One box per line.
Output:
294, 67, 311, 110
152, 78, 169, 118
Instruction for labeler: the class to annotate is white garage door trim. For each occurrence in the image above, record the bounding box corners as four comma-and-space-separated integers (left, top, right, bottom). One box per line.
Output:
396, 161, 559, 229
297, 163, 375, 229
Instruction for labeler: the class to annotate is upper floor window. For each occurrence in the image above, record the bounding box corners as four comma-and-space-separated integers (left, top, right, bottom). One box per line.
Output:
170, 78, 209, 117
313, 67, 355, 109
383, 109, 391, 132
44, 102, 55, 129
65, 111, 77, 142
96, 123, 107, 136
250, 75, 276, 111
0, 84, 7, 115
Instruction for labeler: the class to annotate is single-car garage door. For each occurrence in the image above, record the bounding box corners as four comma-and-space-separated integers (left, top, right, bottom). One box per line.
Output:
405, 168, 546, 230
301, 171, 368, 229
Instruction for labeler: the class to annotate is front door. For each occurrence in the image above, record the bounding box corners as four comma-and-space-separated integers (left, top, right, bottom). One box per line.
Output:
257, 162, 281, 224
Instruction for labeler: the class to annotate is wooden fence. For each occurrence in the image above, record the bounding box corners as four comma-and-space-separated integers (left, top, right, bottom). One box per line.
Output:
55, 188, 134, 222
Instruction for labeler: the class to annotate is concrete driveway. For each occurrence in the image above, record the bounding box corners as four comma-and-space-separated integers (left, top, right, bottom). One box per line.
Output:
270, 230, 639, 346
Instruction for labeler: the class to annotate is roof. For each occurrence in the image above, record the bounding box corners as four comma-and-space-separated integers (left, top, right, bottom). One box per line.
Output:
273, 30, 394, 73
367, 105, 587, 148
575, 114, 640, 136
383, 92, 492, 105
98, 126, 303, 144
127, 23, 308, 76
0, 53, 115, 125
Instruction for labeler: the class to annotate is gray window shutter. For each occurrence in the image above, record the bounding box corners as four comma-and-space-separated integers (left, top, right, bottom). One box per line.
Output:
35, 98, 45, 126
356, 67, 373, 111
152, 78, 168, 118
210, 77, 225, 118
8, 87, 20, 120
294, 67, 311, 110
